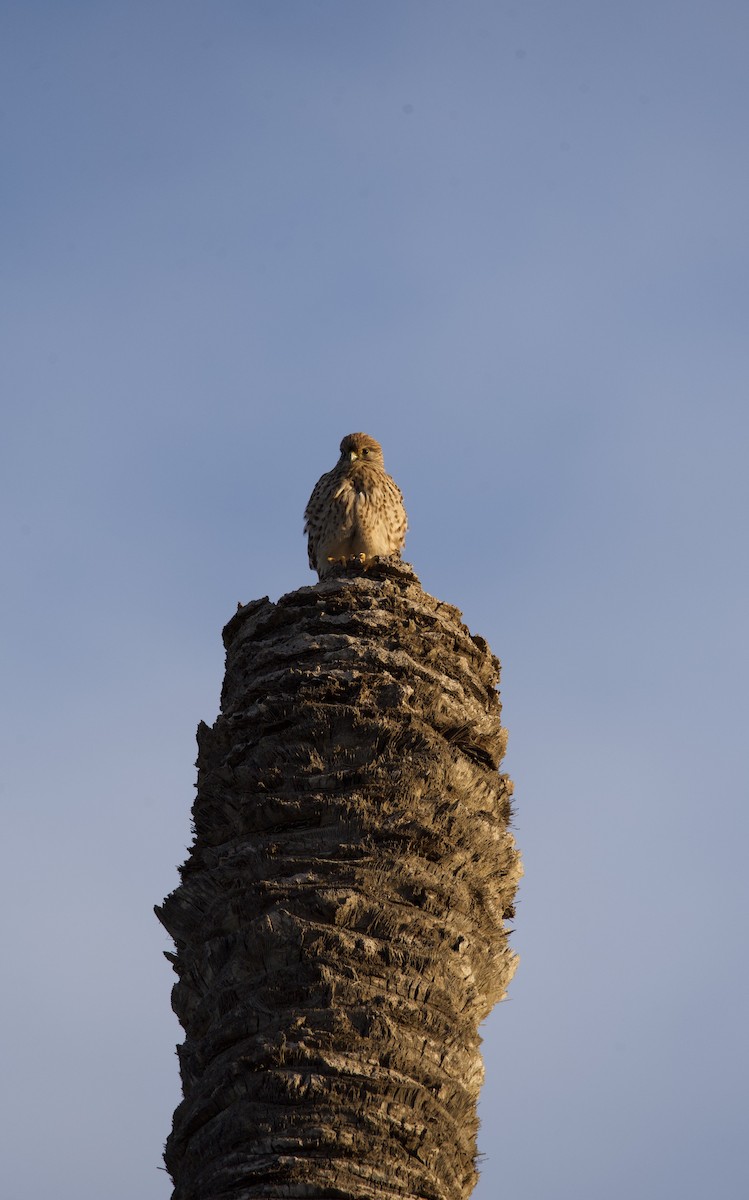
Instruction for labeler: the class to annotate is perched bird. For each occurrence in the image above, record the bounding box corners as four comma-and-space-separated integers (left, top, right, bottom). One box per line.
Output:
304, 432, 408, 578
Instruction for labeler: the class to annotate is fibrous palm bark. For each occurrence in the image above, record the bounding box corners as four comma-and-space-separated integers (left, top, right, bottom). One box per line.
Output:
156, 561, 521, 1200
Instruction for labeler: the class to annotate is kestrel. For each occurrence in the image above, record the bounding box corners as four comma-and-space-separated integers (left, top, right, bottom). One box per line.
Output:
304, 432, 408, 578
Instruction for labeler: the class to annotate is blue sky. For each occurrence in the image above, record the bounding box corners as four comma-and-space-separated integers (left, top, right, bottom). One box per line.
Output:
2, 3, 748, 1197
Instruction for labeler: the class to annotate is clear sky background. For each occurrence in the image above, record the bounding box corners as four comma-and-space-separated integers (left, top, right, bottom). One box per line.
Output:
2, 3, 747, 1197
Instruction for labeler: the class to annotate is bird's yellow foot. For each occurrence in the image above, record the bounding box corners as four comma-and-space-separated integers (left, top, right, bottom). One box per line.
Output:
325, 553, 372, 571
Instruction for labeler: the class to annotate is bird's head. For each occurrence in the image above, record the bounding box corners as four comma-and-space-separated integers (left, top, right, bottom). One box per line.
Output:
339, 432, 384, 466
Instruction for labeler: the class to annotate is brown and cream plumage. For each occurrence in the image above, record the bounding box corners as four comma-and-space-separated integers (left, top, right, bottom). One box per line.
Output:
304, 432, 408, 578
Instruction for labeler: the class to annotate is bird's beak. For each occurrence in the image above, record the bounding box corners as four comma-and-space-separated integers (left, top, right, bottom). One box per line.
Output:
349, 451, 358, 461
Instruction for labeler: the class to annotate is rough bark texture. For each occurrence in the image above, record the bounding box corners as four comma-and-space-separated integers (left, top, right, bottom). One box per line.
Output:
156, 560, 521, 1200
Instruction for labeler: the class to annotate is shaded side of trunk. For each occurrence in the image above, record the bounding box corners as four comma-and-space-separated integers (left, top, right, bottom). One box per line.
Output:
156, 561, 521, 1200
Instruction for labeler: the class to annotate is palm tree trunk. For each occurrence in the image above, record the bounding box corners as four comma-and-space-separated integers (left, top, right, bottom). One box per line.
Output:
156, 560, 521, 1200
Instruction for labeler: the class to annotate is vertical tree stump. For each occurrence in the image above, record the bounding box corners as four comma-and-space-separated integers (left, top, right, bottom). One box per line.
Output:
156, 561, 522, 1200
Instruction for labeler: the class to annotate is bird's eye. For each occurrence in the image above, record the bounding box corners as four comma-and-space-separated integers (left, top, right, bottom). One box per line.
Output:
362, 448, 369, 456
